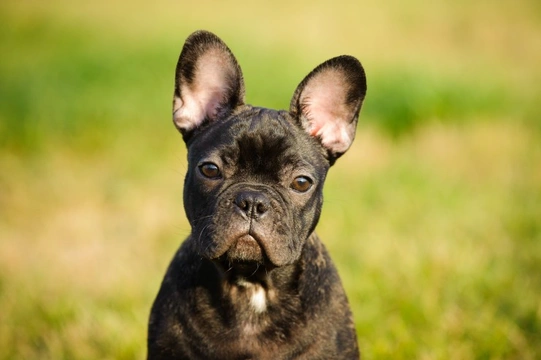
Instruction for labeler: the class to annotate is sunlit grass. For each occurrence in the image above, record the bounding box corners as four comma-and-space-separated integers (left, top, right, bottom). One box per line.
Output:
322, 122, 541, 358
1, 0, 540, 358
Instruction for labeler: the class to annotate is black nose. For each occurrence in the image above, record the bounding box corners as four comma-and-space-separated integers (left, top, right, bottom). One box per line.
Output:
234, 191, 270, 219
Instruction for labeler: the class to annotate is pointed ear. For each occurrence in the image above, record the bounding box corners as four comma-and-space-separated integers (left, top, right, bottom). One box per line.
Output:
290, 56, 367, 164
173, 30, 245, 139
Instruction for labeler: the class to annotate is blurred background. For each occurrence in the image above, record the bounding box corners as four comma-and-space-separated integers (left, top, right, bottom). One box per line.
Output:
1, 0, 540, 358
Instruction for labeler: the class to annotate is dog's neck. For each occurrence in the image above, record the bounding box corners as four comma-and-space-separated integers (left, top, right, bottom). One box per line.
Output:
194, 252, 301, 321
221, 261, 296, 304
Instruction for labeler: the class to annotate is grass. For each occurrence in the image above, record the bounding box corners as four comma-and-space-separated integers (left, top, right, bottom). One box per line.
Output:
1, 0, 540, 359
323, 123, 541, 358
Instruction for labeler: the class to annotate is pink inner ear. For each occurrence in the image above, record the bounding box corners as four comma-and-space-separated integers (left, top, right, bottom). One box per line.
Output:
311, 120, 354, 154
173, 49, 236, 131
301, 70, 355, 154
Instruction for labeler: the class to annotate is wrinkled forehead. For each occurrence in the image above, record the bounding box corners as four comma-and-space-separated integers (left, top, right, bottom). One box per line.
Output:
188, 107, 328, 174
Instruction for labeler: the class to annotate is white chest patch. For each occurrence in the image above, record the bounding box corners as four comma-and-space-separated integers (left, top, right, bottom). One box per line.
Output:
250, 286, 267, 313
236, 278, 267, 313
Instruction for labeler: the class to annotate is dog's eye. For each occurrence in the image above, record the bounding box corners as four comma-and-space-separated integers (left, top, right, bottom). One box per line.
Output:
290, 176, 313, 192
199, 163, 221, 179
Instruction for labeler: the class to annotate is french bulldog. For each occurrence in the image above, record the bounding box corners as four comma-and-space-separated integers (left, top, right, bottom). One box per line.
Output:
148, 30, 367, 360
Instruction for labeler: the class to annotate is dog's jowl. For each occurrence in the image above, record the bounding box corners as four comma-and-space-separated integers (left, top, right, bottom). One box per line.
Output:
148, 30, 367, 360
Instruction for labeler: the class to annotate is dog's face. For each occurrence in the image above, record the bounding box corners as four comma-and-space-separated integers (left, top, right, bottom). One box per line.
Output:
173, 31, 366, 270
183, 108, 328, 268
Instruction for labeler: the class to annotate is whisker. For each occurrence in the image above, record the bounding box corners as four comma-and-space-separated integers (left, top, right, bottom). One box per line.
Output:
250, 263, 260, 277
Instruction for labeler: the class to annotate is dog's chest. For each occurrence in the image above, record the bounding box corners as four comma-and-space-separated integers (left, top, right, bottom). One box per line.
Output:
231, 279, 270, 318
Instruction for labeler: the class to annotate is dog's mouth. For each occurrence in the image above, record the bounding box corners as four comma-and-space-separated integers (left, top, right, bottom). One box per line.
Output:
215, 233, 276, 275
227, 234, 264, 262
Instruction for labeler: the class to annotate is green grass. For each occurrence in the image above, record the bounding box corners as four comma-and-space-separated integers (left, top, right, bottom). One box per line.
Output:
1, 0, 540, 359
321, 124, 541, 358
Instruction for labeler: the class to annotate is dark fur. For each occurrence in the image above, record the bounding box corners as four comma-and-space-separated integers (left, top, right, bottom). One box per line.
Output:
148, 31, 366, 359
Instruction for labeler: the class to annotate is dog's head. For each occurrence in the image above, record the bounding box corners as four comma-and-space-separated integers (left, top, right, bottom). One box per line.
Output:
173, 31, 366, 271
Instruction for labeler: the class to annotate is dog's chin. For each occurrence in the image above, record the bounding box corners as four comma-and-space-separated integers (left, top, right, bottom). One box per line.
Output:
227, 234, 264, 262
214, 234, 275, 276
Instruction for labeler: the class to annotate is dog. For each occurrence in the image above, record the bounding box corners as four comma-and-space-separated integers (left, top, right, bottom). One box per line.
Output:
148, 30, 367, 359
